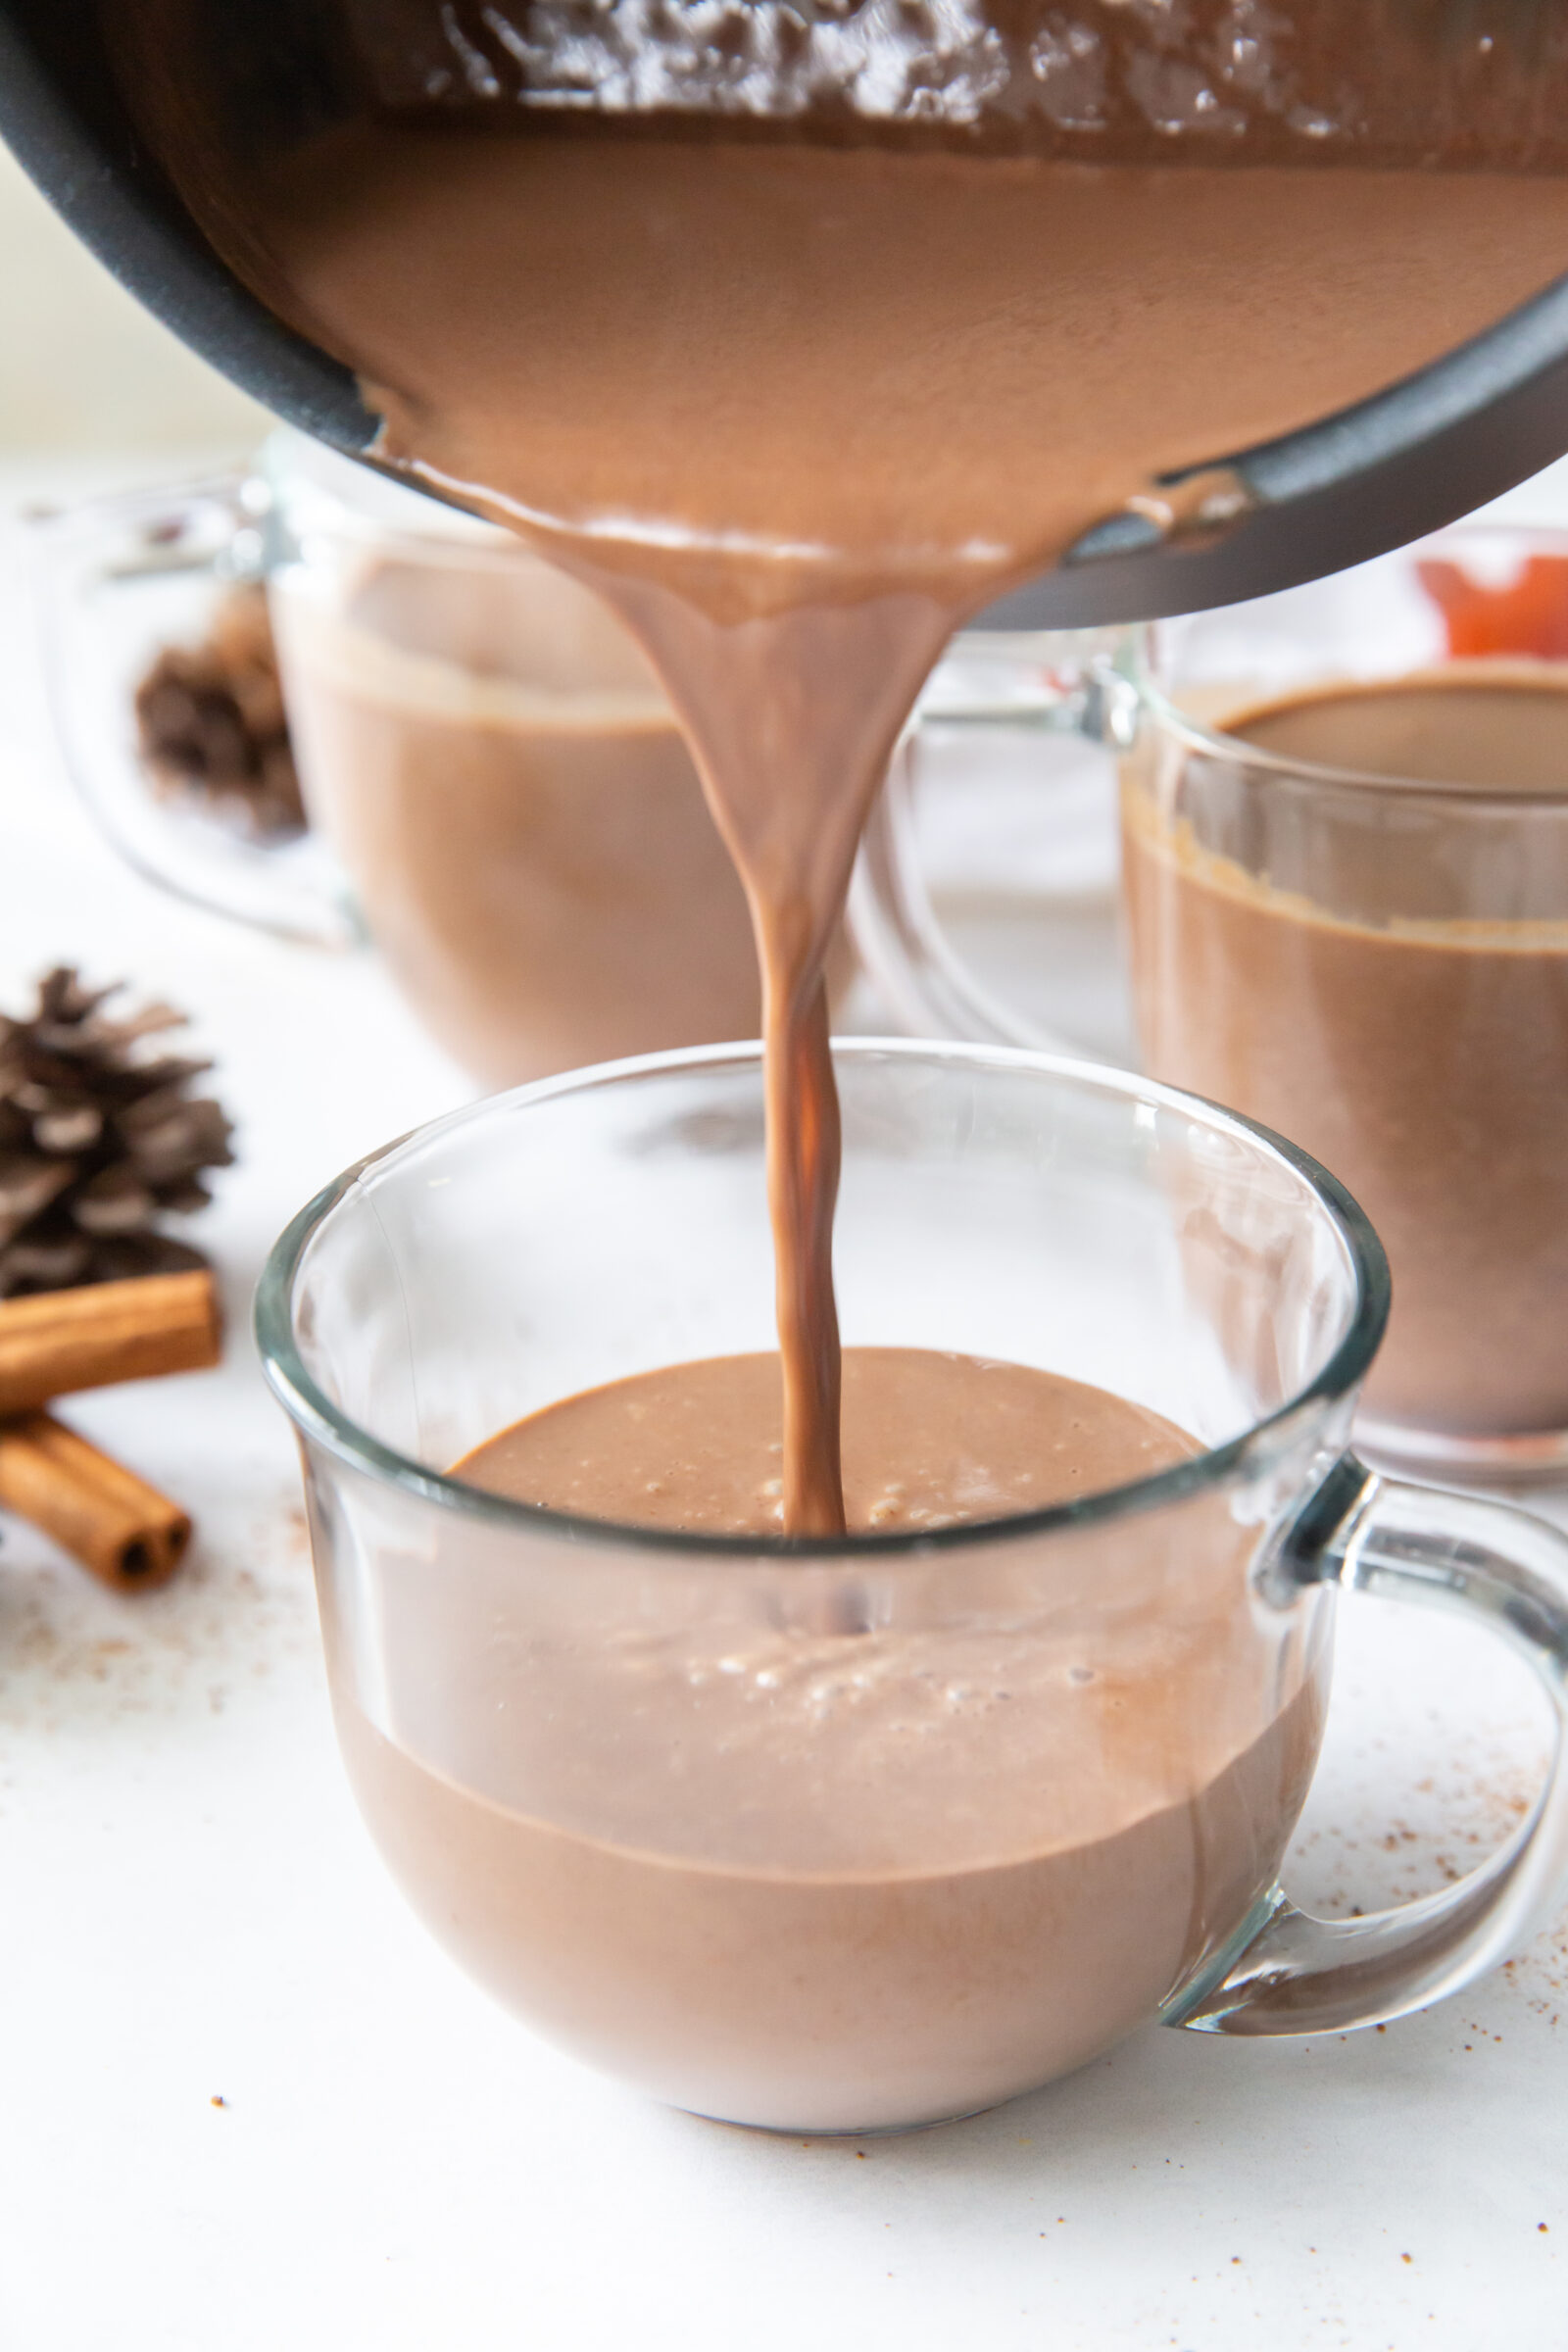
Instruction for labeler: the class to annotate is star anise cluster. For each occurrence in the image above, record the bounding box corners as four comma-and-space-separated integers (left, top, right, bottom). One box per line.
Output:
0, 970, 234, 1297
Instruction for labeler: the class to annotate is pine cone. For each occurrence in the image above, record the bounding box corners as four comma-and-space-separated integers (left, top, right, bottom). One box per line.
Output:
134, 585, 307, 839
0, 970, 236, 1298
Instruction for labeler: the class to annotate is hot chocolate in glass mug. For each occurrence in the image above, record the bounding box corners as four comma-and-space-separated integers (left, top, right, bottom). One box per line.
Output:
36, 439, 764, 1086
856, 525, 1568, 1477
259, 1042, 1568, 2133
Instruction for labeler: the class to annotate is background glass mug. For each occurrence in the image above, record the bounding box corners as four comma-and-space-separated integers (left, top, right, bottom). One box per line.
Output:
33, 435, 763, 1086
258, 1040, 1568, 2136
854, 527, 1568, 1477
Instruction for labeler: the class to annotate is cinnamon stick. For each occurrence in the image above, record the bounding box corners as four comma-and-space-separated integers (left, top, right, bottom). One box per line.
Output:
0, 1269, 220, 1416
0, 1411, 190, 1591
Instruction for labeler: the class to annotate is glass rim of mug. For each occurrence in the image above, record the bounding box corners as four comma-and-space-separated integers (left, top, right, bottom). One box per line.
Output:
1139, 520, 1568, 808
254, 1038, 1391, 1563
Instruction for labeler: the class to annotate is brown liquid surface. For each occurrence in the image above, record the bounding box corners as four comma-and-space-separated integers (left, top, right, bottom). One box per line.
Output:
1235, 668, 1568, 791
316, 1348, 1322, 2131
456, 1344, 1194, 1533
103, 22, 1568, 1521
243, 138, 1568, 605
1125, 671, 1568, 1436
270, 551, 760, 1083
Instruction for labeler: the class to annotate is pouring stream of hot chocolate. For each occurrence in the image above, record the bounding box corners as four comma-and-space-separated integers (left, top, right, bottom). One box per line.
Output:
588, 585, 956, 1533
149, 120, 1568, 1527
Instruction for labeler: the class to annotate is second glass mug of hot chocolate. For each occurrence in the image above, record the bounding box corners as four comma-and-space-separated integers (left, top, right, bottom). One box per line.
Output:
259, 1041, 1568, 2136
34, 435, 765, 1085
854, 524, 1568, 1478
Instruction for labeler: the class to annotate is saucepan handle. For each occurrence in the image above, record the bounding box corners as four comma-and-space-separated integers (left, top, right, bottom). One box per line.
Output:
1165, 1463, 1568, 2036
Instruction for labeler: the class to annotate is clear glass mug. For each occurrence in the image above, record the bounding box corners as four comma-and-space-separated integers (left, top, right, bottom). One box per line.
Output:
257, 1039, 1568, 2136
854, 526, 1568, 1477
31, 436, 763, 1086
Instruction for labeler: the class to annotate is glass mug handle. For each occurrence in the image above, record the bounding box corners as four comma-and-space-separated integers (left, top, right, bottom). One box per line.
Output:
29, 473, 359, 950
1166, 1460, 1568, 2036
848, 625, 1139, 1051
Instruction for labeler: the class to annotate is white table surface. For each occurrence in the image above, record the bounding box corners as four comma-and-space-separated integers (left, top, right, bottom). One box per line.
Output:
2, 455, 1568, 2352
